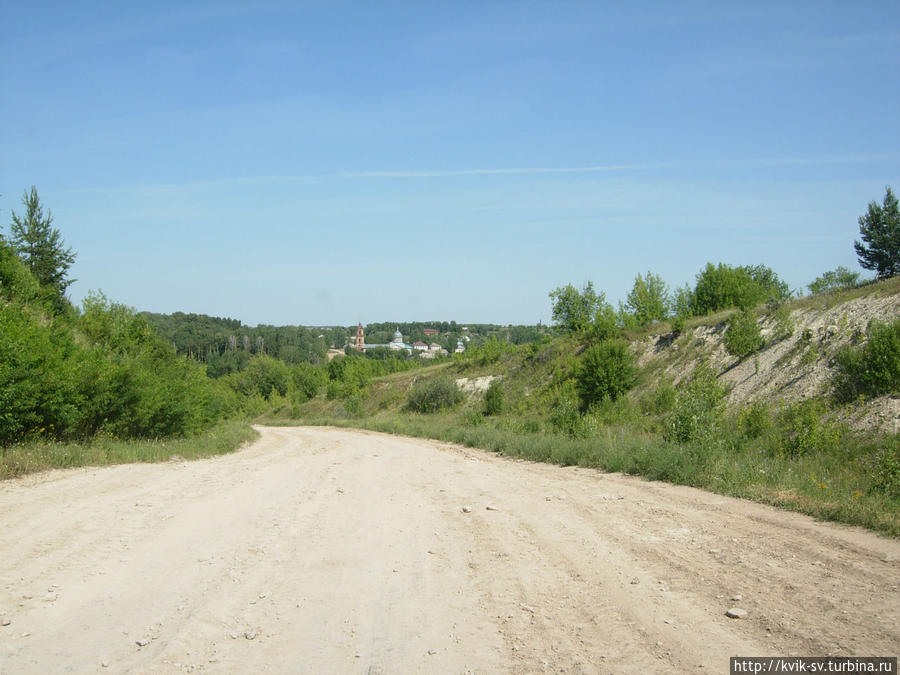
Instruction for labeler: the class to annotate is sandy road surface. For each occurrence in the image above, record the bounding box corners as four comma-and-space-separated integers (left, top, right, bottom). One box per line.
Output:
1, 427, 898, 674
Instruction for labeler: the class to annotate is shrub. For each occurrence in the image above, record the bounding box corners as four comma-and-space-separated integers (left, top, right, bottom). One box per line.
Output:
549, 398, 589, 439
724, 309, 763, 359
482, 379, 504, 416
640, 380, 677, 416
0, 303, 80, 444
328, 354, 376, 391
692, 263, 790, 315
808, 266, 860, 295
738, 400, 774, 439
872, 445, 900, 497
520, 419, 541, 434
665, 363, 726, 444
591, 302, 620, 341
773, 399, 842, 457
464, 408, 485, 426
575, 339, 637, 409
769, 304, 795, 343
833, 319, 900, 401
325, 381, 342, 400
406, 376, 464, 413
344, 394, 363, 417
245, 355, 290, 400
469, 336, 508, 366
291, 363, 327, 402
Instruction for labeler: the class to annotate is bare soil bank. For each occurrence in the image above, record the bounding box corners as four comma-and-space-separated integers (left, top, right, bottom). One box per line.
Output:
1, 426, 897, 673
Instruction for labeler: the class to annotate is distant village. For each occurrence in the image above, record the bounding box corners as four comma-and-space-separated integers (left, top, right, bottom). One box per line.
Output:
328, 324, 470, 361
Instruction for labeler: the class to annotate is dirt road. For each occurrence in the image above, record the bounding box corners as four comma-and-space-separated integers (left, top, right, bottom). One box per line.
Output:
1, 426, 898, 673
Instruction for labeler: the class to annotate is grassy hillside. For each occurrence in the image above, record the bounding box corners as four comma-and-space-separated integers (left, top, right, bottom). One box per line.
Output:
272, 278, 900, 536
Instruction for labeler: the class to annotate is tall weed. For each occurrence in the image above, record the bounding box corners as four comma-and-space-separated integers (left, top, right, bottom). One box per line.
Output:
833, 319, 900, 401
664, 363, 726, 445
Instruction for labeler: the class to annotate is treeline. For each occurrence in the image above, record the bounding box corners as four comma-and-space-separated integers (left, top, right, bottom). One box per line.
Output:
140, 312, 346, 375
141, 314, 550, 377
550, 262, 794, 340
546, 259, 873, 413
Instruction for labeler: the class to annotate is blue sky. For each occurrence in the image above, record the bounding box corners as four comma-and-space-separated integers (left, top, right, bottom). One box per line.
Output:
2, 1, 898, 326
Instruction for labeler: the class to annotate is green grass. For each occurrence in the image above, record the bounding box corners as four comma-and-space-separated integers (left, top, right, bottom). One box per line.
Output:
0, 420, 258, 480
267, 405, 900, 537
791, 274, 900, 311
257, 277, 900, 537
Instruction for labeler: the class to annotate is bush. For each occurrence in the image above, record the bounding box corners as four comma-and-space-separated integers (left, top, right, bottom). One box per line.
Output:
549, 398, 589, 439
640, 380, 676, 416
872, 445, 900, 497
482, 379, 504, 416
833, 319, 900, 401
808, 266, 860, 295
575, 339, 637, 409
0, 293, 230, 444
692, 263, 790, 315
665, 363, 726, 444
245, 355, 290, 400
463, 408, 485, 426
769, 304, 795, 343
773, 399, 842, 457
344, 394, 363, 417
0, 303, 80, 443
291, 362, 327, 401
406, 376, 464, 413
738, 400, 774, 439
520, 419, 541, 434
468, 336, 509, 366
724, 309, 763, 359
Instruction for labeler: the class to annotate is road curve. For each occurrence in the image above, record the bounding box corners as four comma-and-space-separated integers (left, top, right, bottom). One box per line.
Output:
1, 426, 898, 673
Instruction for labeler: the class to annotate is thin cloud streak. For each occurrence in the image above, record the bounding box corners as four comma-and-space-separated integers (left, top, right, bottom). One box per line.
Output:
52, 153, 900, 196
341, 153, 900, 179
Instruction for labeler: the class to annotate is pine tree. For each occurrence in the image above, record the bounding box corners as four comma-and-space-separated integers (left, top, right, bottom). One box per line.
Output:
854, 186, 900, 279
9, 186, 76, 310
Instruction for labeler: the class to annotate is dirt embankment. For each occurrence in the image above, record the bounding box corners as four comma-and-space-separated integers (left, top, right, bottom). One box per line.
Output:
635, 292, 900, 433
1, 426, 898, 673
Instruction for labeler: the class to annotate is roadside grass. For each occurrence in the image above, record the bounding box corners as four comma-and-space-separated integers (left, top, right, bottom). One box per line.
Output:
0, 420, 258, 480
257, 278, 900, 537
267, 407, 900, 537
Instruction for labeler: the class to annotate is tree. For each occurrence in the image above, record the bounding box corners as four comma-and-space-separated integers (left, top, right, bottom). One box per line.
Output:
549, 282, 600, 333
670, 284, 694, 318
549, 282, 618, 338
9, 186, 75, 311
625, 271, 670, 325
807, 266, 860, 295
855, 186, 900, 279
